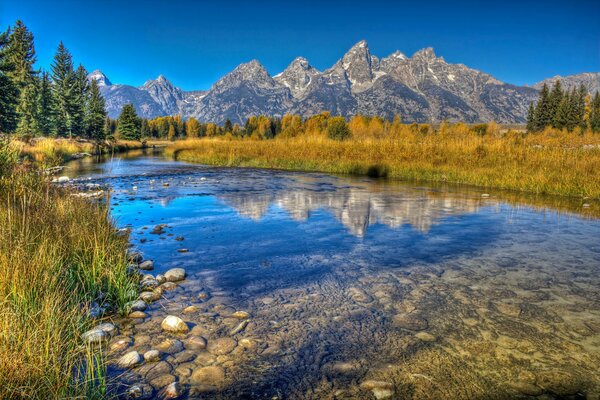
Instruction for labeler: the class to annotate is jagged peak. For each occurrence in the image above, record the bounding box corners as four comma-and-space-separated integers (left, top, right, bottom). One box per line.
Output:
87, 69, 111, 86
413, 47, 437, 60
388, 50, 407, 60
349, 39, 369, 50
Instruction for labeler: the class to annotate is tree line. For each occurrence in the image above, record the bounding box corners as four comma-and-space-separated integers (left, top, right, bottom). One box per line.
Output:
0, 20, 108, 140
527, 81, 600, 133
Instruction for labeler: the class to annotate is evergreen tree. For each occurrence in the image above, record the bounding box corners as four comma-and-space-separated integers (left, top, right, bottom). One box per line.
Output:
51, 42, 75, 137
117, 103, 140, 140
589, 92, 600, 133
140, 118, 149, 138
554, 96, 571, 130
37, 70, 55, 135
548, 81, 563, 126
526, 102, 535, 132
85, 78, 106, 141
71, 64, 88, 136
15, 81, 39, 137
0, 27, 18, 133
8, 20, 39, 136
533, 83, 552, 130
575, 84, 587, 130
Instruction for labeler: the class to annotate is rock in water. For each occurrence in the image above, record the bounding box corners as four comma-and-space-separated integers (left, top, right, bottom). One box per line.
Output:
118, 351, 142, 368
164, 268, 186, 282
161, 315, 189, 333
360, 380, 395, 399
139, 260, 154, 270
190, 365, 225, 387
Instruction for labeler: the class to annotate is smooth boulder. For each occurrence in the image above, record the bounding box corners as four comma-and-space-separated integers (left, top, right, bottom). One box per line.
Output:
161, 315, 189, 334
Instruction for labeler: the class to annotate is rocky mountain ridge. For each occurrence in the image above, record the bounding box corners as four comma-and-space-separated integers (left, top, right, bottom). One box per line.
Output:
88, 42, 599, 124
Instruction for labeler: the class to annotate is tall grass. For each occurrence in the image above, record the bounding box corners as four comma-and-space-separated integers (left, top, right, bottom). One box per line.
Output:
166, 126, 600, 199
0, 137, 138, 398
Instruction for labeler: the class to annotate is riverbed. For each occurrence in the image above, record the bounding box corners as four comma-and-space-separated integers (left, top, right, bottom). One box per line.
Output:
66, 150, 600, 399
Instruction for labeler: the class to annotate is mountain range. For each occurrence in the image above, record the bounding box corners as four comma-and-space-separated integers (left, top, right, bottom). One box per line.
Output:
88, 40, 600, 125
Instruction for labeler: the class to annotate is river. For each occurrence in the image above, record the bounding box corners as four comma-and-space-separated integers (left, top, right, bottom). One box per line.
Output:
65, 150, 600, 399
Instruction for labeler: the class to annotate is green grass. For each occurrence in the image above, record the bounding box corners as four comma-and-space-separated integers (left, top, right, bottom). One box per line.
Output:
0, 137, 138, 399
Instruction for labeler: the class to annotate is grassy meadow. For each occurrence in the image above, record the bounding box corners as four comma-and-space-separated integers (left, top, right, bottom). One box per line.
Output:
166, 123, 600, 199
0, 138, 138, 399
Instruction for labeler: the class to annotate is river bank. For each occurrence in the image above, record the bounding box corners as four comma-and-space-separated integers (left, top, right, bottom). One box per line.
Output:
165, 130, 600, 199
0, 139, 140, 398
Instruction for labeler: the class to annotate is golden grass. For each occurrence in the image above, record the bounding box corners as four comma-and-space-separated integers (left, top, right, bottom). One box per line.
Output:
10, 137, 154, 166
166, 127, 600, 199
0, 141, 138, 398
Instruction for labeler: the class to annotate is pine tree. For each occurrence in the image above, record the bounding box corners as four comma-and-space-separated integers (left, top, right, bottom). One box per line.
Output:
71, 64, 89, 135
554, 96, 570, 130
589, 92, 600, 133
0, 27, 18, 133
8, 20, 39, 137
37, 71, 55, 135
85, 79, 106, 141
51, 42, 75, 137
117, 104, 140, 140
533, 83, 552, 130
575, 84, 587, 130
548, 81, 563, 127
140, 119, 149, 138
526, 102, 536, 132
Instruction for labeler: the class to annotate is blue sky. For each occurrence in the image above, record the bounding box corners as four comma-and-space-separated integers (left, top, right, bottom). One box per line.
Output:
2, 0, 599, 90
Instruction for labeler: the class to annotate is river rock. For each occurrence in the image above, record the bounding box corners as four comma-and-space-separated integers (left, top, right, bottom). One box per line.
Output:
127, 251, 143, 263
185, 336, 207, 350
165, 268, 186, 282
155, 339, 184, 354
360, 380, 395, 399
161, 316, 189, 333
128, 311, 147, 319
182, 305, 199, 314
96, 322, 118, 337
140, 278, 159, 290
81, 328, 109, 345
174, 350, 196, 364
127, 300, 148, 312
159, 382, 182, 399
415, 332, 436, 342
139, 260, 154, 271
176, 248, 189, 253
156, 274, 167, 284
118, 351, 142, 368
139, 290, 161, 303
190, 365, 225, 387
125, 384, 153, 399
231, 311, 250, 319
150, 374, 176, 390
207, 337, 236, 355
144, 349, 160, 362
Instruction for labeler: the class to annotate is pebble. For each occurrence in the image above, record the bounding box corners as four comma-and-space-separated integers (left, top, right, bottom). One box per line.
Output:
139, 260, 154, 270
177, 248, 189, 253
360, 380, 395, 399
185, 336, 207, 350
149, 374, 176, 390
144, 350, 161, 362
159, 382, 182, 399
183, 305, 199, 314
165, 268, 186, 282
128, 311, 147, 319
127, 251, 143, 263
161, 316, 189, 334
118, 351, 142, 368
81, 328, 109, 345
127, 300, 148, 313
415, 332, 436, 342
207, 337, 236, 355
156, 274, 167, 284
231, 311, 250, 319
190, 365, 225, 387
139, 290, 161, 303
125, 384, 153, 399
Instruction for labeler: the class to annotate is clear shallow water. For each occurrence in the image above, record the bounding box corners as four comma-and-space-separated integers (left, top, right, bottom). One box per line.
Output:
66, 152, 600, 399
